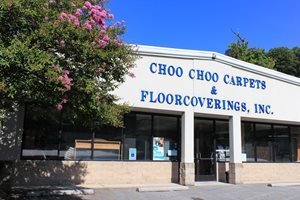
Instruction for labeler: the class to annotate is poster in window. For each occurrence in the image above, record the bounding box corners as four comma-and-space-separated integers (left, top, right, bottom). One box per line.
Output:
129, 148, 137, 160
153, 137, 164, 160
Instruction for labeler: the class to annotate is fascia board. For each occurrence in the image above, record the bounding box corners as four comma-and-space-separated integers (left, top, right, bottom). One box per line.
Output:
134, 44, 300, 86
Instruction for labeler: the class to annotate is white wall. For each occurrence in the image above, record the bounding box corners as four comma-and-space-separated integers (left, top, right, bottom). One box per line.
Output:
115, 47, 300, 124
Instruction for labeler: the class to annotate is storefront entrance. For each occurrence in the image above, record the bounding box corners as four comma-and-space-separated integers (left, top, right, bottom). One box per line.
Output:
194, 118, 229, 181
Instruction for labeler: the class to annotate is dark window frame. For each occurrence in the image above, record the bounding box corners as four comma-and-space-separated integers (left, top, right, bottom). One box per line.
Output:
242, 121, 300, 163
21, 109, 181, 162
123, 112, 181, 162
194, 117, 230, 163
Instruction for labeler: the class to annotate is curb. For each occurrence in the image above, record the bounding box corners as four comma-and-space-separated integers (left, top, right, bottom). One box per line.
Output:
26, 188, 94, 197
137, 185, 189, 192
268, 182, 300, 187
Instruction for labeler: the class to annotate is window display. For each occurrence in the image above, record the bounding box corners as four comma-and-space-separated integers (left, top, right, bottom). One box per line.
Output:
21, 108, 181, 162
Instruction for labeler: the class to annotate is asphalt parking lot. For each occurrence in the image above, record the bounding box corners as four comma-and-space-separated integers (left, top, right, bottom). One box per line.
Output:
5, 183, 300, 200
85, 184, 300, 200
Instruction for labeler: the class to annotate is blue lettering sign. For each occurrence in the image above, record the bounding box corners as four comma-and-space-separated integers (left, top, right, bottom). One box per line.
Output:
140, 90, 273, 115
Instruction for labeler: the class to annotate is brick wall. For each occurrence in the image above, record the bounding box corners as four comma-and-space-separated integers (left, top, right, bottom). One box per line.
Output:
0, 160, 179, 187
217, 162, 229, 182
230, 163, 300, 184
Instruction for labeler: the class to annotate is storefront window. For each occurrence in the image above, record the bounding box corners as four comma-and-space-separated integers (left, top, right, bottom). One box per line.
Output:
215, 120, 229, 161
291, 126, 300, 162
242, 122, 296, 163
123, 113, 151, 161
60, 123, 91, 160
22, 106, 60, 159
255, 124, 273, 162
153, 116, 179, 161
22, 109, 181, 161
94, 126, 122, 160
273, 125, 290, 162
241, 122, 255, 162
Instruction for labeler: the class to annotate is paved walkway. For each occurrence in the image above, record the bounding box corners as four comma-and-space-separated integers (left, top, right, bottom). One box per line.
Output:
5, 183, 300, 200
83, 184, 300, 200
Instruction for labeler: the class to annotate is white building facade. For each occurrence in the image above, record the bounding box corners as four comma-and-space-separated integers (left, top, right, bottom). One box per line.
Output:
1, 45, 300, 186
113, 45, 300, 185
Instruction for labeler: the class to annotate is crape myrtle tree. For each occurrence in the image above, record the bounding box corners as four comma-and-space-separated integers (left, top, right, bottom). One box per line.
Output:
0, 0, 137, 127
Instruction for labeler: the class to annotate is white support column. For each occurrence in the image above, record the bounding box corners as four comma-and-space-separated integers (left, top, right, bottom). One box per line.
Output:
229, 115, 243, 184
229, 115, 242, 163
181, 110, 194, 163
180, 110, 195, 185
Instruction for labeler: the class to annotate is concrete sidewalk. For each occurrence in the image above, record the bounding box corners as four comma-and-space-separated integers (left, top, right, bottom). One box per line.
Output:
1, 186, 94, 200
85, 183, 300, 200
4, 182, 300, 200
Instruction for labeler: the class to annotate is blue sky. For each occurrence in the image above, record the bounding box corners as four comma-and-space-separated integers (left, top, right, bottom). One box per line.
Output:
108, 0, 300, 54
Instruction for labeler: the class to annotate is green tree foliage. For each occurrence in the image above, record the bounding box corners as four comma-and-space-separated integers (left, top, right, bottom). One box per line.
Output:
0, 0, 137, 127
226, 39, 275, 69
226, 32, 300, 78
268, 47, 300, 77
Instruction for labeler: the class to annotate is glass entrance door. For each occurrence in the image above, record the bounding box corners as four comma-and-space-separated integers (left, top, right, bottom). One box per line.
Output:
194, 119, 216, 181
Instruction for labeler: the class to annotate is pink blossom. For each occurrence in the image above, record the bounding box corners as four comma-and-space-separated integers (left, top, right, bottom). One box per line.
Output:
98, 67, 105, 72
84, 22, 92, 30
62, 97, 68, 103
63, 75, 72, 85
97, 40, 107, 48
59, 40, 65, 47
74, 19, 80, 26
72, 2, 76, 7
89, 19, 96, 25
75, 8, 83, 16
62, 70, 70, 75
61, 74, 73, 91
57, 76, 63, 81
68, 14, 77, 21
84, 1, 92, 9
103, 35, 110, 42
128, 72, 136, 78
99, 29, 106, 35
56, 104, 63, 110
93, 15, 101, 23
52, 64, 58, 70
93, 10, 101, 18
64, 85, 71, 91
94, 5, 101, 10
59, 12, 68, 20
96, 20, 105, 28
114, 39, 123, 46
90, 8, 97, 15
98, 11, 107, 18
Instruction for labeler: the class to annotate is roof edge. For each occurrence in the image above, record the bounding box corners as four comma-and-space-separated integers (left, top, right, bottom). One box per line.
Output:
134, 45, 300, 86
